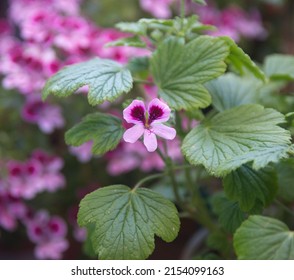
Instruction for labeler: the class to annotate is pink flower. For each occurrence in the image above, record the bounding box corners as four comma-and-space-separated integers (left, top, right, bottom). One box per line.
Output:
123, 99, 176, 152
140, 0, 175, 18
26, 210, 68, 259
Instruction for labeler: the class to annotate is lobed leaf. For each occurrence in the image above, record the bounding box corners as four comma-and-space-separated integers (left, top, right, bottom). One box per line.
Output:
65, 113, 124, 155
182, 104, 291, 176
234, 215, 294, 259
42, 58, 133, 106
151, 36, 229, 110
78, 185, 180, 260
223, 165, 278, 212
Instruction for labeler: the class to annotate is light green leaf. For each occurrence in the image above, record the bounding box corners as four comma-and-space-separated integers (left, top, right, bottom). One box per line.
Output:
127, 56, 149, 75
276, 159, 294, 201
115, 22, 147, 35
65, 113, 124, 155
42, 58, 133, 106
234, 215, 294, 259
223, 165, 278, 212
106, 36, 146, 48
182, 104, 291, 176
78, 185, 180, 260
264, 54, 294, 80
206, 74, 261, 112
151, 36, 229, 110
211, 192, 245, 233
221, 37, 266, 82
192, 0, 207, 4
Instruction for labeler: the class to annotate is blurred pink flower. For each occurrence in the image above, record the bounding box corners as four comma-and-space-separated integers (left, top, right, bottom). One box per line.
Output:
140, 0, 175, 18
22, 97, 64, 133
6, 150, 65, 199
26, 210, 68, 259
123, 99, 176, 152
0, 183, 27, 231
69, 141, 93, 163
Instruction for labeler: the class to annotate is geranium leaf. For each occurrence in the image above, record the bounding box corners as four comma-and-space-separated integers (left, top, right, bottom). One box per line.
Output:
78, 185, 180, 260
223, 165, 278, 212
234, 215, 294, 259
211, 192, 245, 233
151, 36, 229, 110
264, 54, 294, 81
65, 113, 124, 155
206, 73, 261, 112
182, 104, 291, 176
42, 58, 133, 106
221, 36, 266, 82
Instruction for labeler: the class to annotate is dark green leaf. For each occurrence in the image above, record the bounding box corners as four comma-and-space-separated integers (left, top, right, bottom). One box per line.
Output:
234, 215, 294, 259
276, 159, 294, 201
211, 192, 245, 233
65, 113, 124, 155
42, 58, 133, 105
78, 185, 180, 259
223, 165, 278, 211
151, 36, 229, 110
182, 104, 291, 176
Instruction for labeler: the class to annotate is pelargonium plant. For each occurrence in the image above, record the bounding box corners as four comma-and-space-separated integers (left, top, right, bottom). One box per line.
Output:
1, 0, 294, 260
40, 0, 294, 260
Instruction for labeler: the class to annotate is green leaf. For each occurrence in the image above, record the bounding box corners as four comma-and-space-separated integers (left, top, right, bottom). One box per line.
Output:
211, 192, 245, 233
42, 58, 133, 106
223, 165, 278, 212
182, 104, 291, 176
206, 74, 261, 112
106, 36, 146, 48
151, 36, 229, 110
276, 159, 294, 202
127, 56, 149, 75
221, 36, 266, 82
192, 0, 207, 4
115, 22, 147, 35
65, 113, 124, 155
78, 185, 180, 260
234, 215, 294, 259
264, 54, 294, 81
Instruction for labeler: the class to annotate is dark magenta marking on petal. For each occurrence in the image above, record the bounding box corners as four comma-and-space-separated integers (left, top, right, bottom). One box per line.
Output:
148, 105, 164, 124
130, 105, 145, 122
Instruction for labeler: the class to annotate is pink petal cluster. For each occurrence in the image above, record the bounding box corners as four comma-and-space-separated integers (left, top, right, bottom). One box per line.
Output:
6, 150, 65, 199
123, 99, 176, 152
0, 0, 149, 133
69, 141, 93, 163
140, 0, 175, 18
195, 2, 267, 42
0, 182, 28, 231
25, 210, 68, 259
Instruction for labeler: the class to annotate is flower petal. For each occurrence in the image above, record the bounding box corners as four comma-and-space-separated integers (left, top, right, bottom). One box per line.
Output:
143, 130, 158, 152
123, 124, 144, 143
152, 124, 176, 140
123, 100, 146, 124
147, 98, 171, 124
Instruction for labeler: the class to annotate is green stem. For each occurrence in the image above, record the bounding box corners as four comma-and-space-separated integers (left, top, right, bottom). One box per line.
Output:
133, 173, 165, 191
274, 199, 294, 217
133, 78, 154, 85
180, 0, 186, 18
